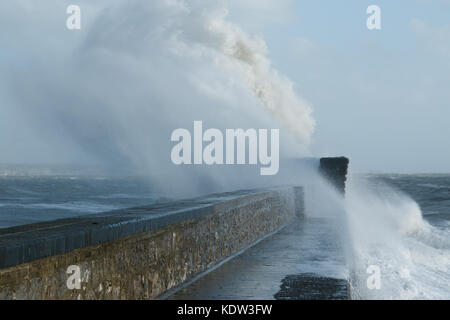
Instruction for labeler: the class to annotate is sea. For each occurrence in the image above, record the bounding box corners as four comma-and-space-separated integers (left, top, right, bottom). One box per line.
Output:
346, 173, 450, 299
0, 165, 161, 228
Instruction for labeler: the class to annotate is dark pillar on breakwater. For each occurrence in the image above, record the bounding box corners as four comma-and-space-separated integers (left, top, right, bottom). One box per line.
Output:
319, 157, 349, 194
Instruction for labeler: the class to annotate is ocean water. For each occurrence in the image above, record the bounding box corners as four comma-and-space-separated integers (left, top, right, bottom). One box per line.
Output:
346, 174, 450, 300
0, 172, 160, 228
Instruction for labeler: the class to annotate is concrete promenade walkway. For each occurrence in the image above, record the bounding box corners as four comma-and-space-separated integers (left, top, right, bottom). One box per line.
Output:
168, 217, 349, 300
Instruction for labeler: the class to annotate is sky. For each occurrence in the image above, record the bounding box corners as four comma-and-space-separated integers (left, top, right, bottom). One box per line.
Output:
229, 0, 450, 173
0, 0, 449, 174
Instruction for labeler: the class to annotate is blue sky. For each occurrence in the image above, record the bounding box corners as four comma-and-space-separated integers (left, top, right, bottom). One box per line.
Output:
230, 0, 450, 173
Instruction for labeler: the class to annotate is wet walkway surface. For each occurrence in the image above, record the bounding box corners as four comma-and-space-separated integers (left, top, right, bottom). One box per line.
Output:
168, 217, 349, 300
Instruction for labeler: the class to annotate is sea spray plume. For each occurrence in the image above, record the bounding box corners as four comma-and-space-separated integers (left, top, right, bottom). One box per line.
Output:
179, 4, 315, 147
344, 175, 450, 299
1, 0, 314, 196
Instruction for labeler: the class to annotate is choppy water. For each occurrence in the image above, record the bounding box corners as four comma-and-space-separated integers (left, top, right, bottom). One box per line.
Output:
0, 174, 159, 228
377, 174, 450, 228
347, 174, 450, 300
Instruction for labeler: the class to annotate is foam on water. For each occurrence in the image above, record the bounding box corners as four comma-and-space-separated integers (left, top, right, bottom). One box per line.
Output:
345, 175, 450, 299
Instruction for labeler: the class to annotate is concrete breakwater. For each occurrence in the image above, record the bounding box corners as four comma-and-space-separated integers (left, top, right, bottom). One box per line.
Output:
0, 186, 303, 299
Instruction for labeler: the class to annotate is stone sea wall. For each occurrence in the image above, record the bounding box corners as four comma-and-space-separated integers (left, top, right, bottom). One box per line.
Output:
0, 187, 302, 299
